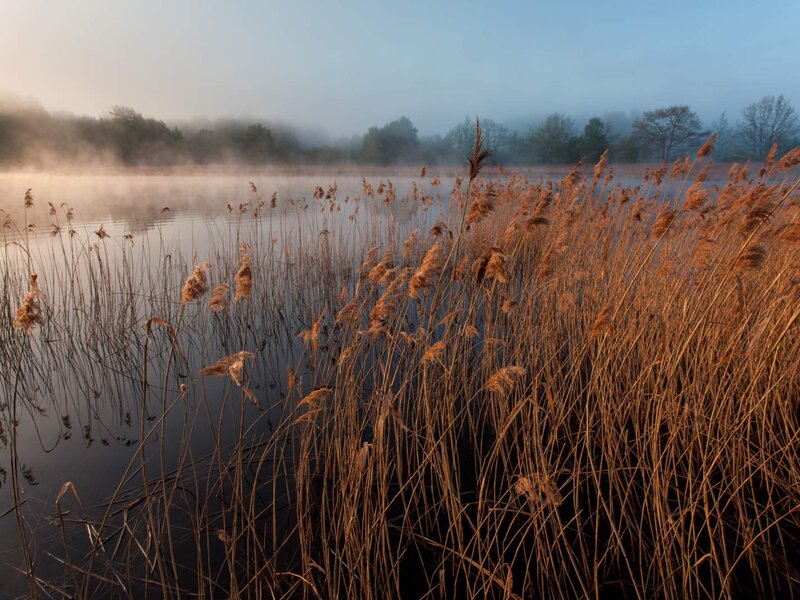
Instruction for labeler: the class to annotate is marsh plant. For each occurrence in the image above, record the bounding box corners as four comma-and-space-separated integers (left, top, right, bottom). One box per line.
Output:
2, 124, 800, 598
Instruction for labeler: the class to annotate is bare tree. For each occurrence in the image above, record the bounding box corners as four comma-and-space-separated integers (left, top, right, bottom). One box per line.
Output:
737, 95, 799, 159
633, 105, 704, 161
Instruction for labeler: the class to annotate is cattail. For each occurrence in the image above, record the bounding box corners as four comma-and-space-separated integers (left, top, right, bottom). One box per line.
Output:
651, 207, 677, 238
421, 340, 445, 365
181, 262, 211, 304
14, 273, 43, 333
235, 244, 252, 302
485, 366, 525, 395
208, 283, 230, 312
736, 244, 767, 271
409, 243, 441, 299
696, 133, 717, 158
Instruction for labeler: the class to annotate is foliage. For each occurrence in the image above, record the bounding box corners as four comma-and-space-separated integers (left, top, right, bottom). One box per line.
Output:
633, 105, 705, 161
737, 95, 799, 159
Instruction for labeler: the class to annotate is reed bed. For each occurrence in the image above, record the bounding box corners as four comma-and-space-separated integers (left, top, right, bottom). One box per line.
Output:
2, 131, 800, 598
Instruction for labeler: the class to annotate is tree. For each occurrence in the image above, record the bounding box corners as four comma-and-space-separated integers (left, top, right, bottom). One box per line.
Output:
529, 113, 577, 164
737, 95, 799, 159
361, 116, 419, 165
709, 112, 736, 161
633, 105, 704, 161
444, 117, 510, 163
238, 123, 276, 164
577, 117, 610, 163
106, 106, 183, 164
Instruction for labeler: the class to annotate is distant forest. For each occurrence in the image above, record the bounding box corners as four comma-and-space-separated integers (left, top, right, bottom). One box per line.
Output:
0, 95, 797, 168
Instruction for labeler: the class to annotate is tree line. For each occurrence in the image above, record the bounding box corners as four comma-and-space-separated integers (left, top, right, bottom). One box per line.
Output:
0, 95, 796, 168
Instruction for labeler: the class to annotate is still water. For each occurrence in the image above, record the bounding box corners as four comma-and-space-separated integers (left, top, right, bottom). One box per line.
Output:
0, 164, 715, 595
0, 169, 448, 595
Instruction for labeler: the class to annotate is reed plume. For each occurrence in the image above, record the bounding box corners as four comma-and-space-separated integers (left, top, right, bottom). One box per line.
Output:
696, 133, 717, 158
485, 366, 525, 395
181, 263, 211, 304
651, 207, 677, 238
468, 118, 492, 182
420, 340, 445, 365
14, 273, 42, 333
208, 283, 230, 312
737, 244, 767, 271
235, 244, 252, 302
409, 243, 441, 299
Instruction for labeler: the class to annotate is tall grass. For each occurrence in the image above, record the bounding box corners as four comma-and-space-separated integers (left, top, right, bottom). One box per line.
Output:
2, 133, 800, 598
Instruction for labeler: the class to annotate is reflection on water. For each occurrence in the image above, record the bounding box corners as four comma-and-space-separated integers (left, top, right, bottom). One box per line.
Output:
0, 165, 731, 594
0, 169, 451, 595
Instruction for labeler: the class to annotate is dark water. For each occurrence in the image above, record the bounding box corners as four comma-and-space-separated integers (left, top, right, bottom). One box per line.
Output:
0, 170, 449, 596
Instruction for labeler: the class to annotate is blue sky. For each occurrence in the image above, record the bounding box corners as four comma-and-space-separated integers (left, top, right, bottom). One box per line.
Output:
1, 0, 797, 136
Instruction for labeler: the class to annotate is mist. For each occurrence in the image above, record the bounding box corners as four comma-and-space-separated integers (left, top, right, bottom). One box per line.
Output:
0, 93, 798, 172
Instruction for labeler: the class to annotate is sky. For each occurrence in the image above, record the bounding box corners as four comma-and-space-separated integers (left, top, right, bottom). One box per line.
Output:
0, 0, 798, 136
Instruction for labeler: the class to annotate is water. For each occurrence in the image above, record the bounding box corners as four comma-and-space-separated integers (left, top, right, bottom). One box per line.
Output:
0, 165, 728, 595
0, 169, 453, 596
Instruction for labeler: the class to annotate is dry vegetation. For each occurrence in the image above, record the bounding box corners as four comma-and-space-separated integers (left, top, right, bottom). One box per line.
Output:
3, 125, 800, 598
